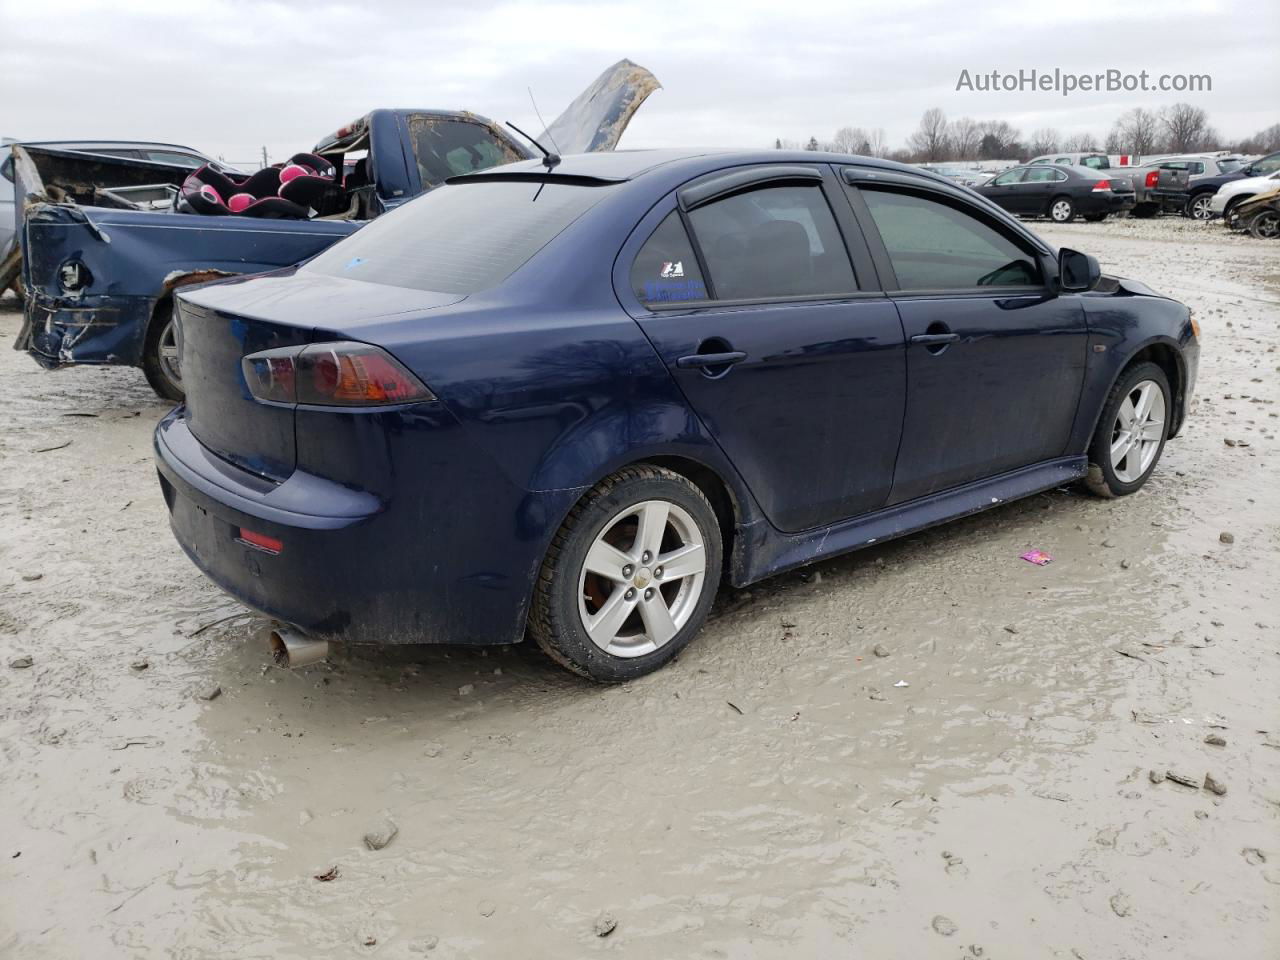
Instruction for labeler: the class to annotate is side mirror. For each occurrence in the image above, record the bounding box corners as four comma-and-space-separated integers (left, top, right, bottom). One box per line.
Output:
1058, 248, 1100, 292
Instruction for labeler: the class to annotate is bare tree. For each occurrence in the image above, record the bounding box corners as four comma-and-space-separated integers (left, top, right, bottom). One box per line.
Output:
866, 128, 888, 158
1161, 103, 1210, 152
1109, 108, 1162, 159
832, 126, 875, 155
977, 120, 1022, 159
1029, 128, 1060, 155
949, 117, 981, 160
1062, 131, 1099, 152
805, 136, 821, 151
1237, 122, 1280, 154
908, 108, 951, 162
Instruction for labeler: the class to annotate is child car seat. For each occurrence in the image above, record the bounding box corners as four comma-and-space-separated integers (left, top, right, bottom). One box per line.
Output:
178, 153, 337, 218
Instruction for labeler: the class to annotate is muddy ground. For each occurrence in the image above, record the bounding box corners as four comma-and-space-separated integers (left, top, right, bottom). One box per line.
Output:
1, 219, 1277, 959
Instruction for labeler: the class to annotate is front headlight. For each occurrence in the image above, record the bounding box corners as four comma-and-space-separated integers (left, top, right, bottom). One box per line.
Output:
1189, 309, 1200, 339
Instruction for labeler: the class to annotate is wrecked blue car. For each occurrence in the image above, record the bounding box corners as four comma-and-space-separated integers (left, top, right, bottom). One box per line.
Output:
12, 60, 659, 399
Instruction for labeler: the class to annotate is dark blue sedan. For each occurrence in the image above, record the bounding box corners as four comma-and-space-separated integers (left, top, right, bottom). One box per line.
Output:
155, 149, 1199, 681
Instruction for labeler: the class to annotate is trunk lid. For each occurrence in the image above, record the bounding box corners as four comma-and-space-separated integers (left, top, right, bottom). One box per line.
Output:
177, 270, 463, 481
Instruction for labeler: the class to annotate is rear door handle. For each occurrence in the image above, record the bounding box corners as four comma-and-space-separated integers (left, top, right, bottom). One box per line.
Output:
910, 333, 960, 345
676, 351, 747, 369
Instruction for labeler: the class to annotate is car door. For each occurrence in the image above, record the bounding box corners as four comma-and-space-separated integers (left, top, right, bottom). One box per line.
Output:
621, 165, 907, 532
1021, 166, 1068, 216
841, 172, 1089, 504
978, 167, 1029, 214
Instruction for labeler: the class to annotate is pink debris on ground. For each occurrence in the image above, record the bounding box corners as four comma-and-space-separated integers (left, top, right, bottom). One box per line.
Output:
1020, 549, 1053, 566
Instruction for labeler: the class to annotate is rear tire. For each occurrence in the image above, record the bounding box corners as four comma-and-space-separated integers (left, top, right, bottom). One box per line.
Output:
1129, 203, 1158, 219
1083, 213, 1108, 222
1049, 196, 1076, 223
1084, 362, 1171, 498
142, 298, 184, 402
530, 465, 722, 682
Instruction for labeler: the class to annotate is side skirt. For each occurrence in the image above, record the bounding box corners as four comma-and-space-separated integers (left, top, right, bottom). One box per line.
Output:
732, 456, 1087, 586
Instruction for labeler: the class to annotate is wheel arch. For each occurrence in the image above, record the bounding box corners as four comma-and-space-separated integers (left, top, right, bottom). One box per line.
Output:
535, 448, 754, 596
1090, 337, 1187, 442
1047, 192, 1074, 218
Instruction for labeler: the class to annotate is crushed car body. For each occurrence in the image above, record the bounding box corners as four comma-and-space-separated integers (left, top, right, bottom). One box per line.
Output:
12, 60, 661, 399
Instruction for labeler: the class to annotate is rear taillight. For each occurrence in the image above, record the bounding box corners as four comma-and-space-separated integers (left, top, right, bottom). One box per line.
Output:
1092, 179, 1112, 192
1145, 170, 1160, 188
242, 341, 434, 406
237, 527, 283, 554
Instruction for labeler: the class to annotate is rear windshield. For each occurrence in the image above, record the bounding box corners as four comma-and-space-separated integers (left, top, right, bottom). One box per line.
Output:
304, 179, 612, 294
406, 117, 526, 188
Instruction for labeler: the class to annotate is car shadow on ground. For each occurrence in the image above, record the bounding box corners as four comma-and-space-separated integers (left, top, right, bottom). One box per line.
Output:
224, 480, 1104, 721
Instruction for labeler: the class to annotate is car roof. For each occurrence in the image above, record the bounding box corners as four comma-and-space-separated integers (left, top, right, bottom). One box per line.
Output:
461, 148, 962, 188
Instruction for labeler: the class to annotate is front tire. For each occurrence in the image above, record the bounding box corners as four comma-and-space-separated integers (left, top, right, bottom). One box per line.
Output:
1049, 196, 1076, 223
530, 465, 722, 682
1084, 362, 1171, 498
1248, 209, 1280, 240
142, 298, 184, 402
1185, 192, 1214, 221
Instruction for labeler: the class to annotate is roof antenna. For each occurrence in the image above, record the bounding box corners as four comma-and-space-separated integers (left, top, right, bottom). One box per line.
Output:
505, 120, 560, 172
527, 86, 561, 155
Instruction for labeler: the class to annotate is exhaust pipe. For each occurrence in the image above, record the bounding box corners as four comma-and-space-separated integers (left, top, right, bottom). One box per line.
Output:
268, 626, 329, 668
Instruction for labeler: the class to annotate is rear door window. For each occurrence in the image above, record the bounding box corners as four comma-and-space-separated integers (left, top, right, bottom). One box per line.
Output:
631, 212, 709, 304
1024, 167, 1066, 182
992, 169, 1025, 185
686, 184, 856, 300
860, 188, 1042, 290
305, 179, 612, 294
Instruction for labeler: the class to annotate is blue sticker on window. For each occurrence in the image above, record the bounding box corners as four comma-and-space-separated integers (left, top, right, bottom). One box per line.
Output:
642, 279, 707, 302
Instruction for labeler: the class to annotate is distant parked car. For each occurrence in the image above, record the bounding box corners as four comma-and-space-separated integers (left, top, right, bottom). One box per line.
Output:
1183, 150, 1280, 220
1141, 154, 1245, 180
1210, 170, 1280, 219
156, 149, 1198, 681
7, 140, 217, 168
975, 164, 1135, 222
922, 164, 989, 188
1027, 152, 1184, 217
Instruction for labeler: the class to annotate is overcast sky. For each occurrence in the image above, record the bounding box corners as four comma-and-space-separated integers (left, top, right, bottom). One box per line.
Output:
2, 0, 1275, 164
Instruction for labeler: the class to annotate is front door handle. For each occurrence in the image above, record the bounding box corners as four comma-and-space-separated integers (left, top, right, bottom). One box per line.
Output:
910, 333, 960, 346
676, 351, 747, 369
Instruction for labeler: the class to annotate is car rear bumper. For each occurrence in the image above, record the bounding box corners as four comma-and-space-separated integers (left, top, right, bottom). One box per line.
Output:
154, 407, 575, 647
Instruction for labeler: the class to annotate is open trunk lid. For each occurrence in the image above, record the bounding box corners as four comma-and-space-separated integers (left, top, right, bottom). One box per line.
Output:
177, 270, 463, 481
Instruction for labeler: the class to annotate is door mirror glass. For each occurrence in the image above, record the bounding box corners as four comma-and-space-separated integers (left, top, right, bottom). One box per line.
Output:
1058, 248, 1100, 292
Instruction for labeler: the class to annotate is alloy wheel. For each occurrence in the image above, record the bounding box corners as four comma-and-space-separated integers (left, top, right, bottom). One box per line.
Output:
1051, 200, 1072, 222
578, 499, 706, 658
157, 318, 183, 391
1189, 194, 1213, 220
1250, 210, 1280, 240
1109, 379, 1166, 483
